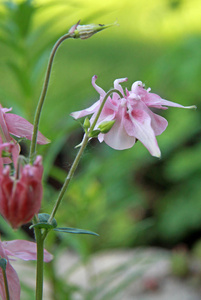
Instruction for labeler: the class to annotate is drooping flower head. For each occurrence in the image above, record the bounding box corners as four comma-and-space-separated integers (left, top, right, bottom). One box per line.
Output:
0, 104, 49, 166
0, 143, 43, 229
71, 76, 196, 157
0, 239, 52, 300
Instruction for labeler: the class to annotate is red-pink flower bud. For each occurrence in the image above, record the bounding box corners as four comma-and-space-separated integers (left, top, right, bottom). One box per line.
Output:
0, 156, 43, 229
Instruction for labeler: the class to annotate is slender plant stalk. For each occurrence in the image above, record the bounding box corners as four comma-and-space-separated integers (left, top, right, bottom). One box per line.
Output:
35, 228, 44, 300
29, 33, 72, 162
48, 132, 89, 224
31, 33, 75, 298
3, 268, 10, 300
30, 26, 122, 299
90, 89, 123, 131
48, 88, 123, 224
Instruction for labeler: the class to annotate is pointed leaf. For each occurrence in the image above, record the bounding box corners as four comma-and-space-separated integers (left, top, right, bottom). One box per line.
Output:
54, 227, 99, 236
30, 223, 55, 230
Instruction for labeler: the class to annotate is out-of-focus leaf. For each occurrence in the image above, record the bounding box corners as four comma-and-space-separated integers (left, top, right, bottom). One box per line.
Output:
12, 0, 36, 38
164, 143, 201, 181
156, 176, 201, 243
6, 61, 32, 96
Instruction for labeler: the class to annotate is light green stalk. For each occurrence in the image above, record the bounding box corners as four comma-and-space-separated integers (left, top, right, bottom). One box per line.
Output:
31, 21, 118, 300
2, 268, 10, 300
48, 88, 123, 224
29, 33, 72, 162
35, 229, 44, 300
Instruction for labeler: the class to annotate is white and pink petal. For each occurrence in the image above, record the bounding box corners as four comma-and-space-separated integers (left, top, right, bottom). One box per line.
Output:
70, 100, 100, 119
113, 78, 128, 96
3, 240, 53, 262
128, 109, 161, 157
145, 92, 196, 110
4, 114, 49, 144
100, 107, 136, 150
92, 75, 106, 97
0, 242, 20, 300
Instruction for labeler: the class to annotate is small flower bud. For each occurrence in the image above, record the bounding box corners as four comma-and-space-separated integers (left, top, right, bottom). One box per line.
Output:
88, 129, 100, 138
69, 20, 118, 40
98, 120, 115, 133
0, 155, 43, 229
83, 117, 90, 132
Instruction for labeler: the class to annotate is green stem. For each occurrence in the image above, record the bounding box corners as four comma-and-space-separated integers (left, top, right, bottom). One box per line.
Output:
31, 27, 122, 300
29, 33, 72, 163
48, 132, 89, 223
47, 88, 123, 224
3, 269, 10, 300
35, 229, 44, 300
31, 32, 73, 299
90, 89, 123, 131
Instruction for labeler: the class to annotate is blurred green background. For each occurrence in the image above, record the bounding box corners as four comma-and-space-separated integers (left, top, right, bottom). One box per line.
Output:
0, 0, 201, 298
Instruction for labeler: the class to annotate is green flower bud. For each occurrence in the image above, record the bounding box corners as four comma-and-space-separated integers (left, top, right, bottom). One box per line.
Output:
83, 117, 90, 132
98, 120, 115, 133
70, 20, 118, 40
88, 129, 101, 138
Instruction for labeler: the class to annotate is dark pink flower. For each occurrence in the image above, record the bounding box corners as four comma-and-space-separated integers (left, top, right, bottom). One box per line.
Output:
71, 76, 195, 157
0, 239, 53, 300
0, 104, 49, 166
0, 144, 43, 228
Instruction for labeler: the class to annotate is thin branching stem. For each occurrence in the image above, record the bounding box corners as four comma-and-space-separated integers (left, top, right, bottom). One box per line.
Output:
29, 33, 72, 162
47, 88, 123, 225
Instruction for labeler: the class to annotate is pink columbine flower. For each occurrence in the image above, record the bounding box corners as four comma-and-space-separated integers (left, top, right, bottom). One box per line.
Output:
0, 104, 49, 166
0, 143, 43, 229
71, 76, 195, 157
0, 239, 53, 300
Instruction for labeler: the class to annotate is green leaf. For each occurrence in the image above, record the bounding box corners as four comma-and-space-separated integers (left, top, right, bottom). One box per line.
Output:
38, 213, 57, 228
0, 258, 7, 271
30, 223, 55, 230
54, 227, 99, 236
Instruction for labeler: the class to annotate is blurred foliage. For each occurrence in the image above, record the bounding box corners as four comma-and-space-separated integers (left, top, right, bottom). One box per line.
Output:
171, 246, 189, 277
0, 0, 201, 298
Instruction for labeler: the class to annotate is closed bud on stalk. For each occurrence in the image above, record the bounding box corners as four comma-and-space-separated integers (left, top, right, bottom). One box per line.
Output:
88, 129, 101, 138
69, 20, 118, 40
98, 120, 116, 133
83, 117, 90, 132
0, 153, 43, 229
